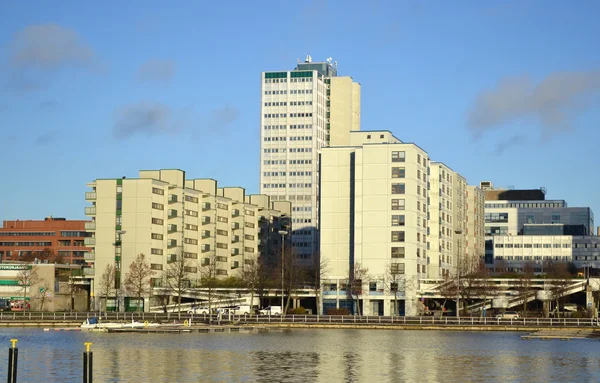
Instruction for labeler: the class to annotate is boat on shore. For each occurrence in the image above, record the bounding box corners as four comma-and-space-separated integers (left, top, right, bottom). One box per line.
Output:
81, 317, 160, 331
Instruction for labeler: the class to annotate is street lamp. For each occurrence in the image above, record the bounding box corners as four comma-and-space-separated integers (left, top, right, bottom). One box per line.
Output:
278, 230, 288, 313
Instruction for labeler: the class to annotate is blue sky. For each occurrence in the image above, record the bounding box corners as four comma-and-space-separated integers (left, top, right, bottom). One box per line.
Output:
1, 0, 599, 223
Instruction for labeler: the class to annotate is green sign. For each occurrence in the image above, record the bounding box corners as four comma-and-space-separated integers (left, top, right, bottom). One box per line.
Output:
0, 265, 32, 271
39, 287, 45, 293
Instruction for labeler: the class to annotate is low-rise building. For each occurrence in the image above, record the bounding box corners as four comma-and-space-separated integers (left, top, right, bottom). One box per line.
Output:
0, 217, 92, 264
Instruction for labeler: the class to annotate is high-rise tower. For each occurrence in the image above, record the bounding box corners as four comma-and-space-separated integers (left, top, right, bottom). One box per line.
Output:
260, 56, 360, 260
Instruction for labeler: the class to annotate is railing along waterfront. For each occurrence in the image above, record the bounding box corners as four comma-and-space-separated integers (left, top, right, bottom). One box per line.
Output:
1, 312, 599, 328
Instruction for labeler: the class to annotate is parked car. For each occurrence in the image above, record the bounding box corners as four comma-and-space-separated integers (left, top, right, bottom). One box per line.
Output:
496, 311, 520, 319
188, 306, 210, 314
259, 306, 282, 315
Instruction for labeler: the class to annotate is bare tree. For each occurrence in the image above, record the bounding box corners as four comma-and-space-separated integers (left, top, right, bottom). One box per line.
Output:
548, 262, 573, 318
199, 256, 220, 322
350, 262, 369, 316
385, 262, 408, 316
458, 253, 486, 316
308, 252, 330, 315
474, 261, 499, 317
240, 259, 262, 314
514, 262, 535, 316
34, 280, 53, 311
123, 253, 155, 312
164, 250, 196, 313
437, 273, 458, 317
16, 266, 39, 312
97, 264, 115, 313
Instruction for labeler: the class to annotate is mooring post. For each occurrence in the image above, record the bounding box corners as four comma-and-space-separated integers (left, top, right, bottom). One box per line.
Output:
83, 342, 93, 383
7, 338, 18, 383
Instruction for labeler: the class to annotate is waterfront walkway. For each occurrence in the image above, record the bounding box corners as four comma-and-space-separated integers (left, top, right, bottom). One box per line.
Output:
1, 312, 599, 332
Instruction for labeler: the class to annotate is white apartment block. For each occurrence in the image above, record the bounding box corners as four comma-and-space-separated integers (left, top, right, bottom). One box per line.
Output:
260, 56, 360, 260
466, 185, 485, 261
320, 131, 428, 316
84, 169, 290, 311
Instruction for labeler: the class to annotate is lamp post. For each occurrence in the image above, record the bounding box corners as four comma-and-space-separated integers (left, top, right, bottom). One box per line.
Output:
455, 229, 462, 319
278, 230, 288, 312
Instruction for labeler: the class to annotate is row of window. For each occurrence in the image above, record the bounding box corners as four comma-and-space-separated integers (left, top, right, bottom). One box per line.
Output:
495, 243, 571, 249
495, 255, 569, 261
263, 148, 313, 153
263, 171, 312, 177
289, 113, 313, 118
263, 183, 313, 189
292, 207, 313, 212
0, 232, 55, 236
0, 242, 53, 247
485, 202, 565, 209
292, 218, 313, 223
263, 136, 313, 141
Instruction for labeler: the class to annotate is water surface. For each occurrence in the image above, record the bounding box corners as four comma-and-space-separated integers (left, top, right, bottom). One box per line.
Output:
0, 328, 597, 382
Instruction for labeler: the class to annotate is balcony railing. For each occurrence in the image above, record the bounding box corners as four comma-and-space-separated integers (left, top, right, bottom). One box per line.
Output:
84, 222, 96, 230
84, 207, 96, 215
83, 268, 95, 275
85, 192, 97, 200
84, 237, 96, 246
84, 252, 95, 261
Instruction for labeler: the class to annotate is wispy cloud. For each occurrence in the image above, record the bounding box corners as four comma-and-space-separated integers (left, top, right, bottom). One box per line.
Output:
113, 102, 240, 139
38, 100, 58, 110
113, 102, 182, 139
468, 70, 600, 140
5, 23, 105, 91
136, 60, 176, 85
35, 130, 59, 145
493, 134, 527, 156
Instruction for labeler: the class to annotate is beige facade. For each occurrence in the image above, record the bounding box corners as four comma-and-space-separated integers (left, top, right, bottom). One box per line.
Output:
85, 169, 290, 311
320, 131, 428, 316
328, 76, 361, 146
260, 58, 360, 260
466, 186, 485, 263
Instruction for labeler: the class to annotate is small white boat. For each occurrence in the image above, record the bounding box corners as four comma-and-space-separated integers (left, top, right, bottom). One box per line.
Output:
81, 317, 160, 331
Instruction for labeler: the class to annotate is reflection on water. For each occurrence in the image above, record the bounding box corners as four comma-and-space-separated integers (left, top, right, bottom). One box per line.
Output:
0, 328, 598, 382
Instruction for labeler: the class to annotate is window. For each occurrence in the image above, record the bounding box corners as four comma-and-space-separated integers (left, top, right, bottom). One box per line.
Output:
244, 222, 255, 228
391, 215, 405, 226
391, 263, 405, 274
184, 252, 198, 259
151, 248, 163, 255
245, 246, 255, 253
392, 151, 405, 162
217, 216, 229, 223
245, 209, 255, 216
217, 203, 228, 210
216, 243, 228, 249
185, 209, 198, 217
185, 224, 198, 231
185, 196, 199, 203
391, 183, 405, 194
391, 247, 405, 258
216, 229, 228, 236
391, 231, 405, 242
244, 234, 255, 240
391, 167, 405, 178
184, 238, 198, 245
152, 187, 164, 195
391, 199, 405, 210
152, 218, 164, 225
151, 264, 163, 270
151, 233, 163, 240
552, 214, 561, 223
152, 202, 164, 210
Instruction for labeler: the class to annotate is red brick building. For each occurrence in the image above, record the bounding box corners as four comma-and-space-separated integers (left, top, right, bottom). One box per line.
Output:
0, 217, 92, 264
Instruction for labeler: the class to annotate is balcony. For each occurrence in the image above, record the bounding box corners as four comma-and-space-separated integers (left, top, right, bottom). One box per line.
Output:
167, 224, 178, 233
84, 237, 96, 246
85, 192, 97, 200
202, 217, 211, 225
201, 230, 211, 239
202, 203, 211, 211
231, 248, 240, 256
84, 206, 96, 215
231, 222, 240, 230
231, 261, 240, 269
232, 209, 240, 217
84, 222, 96, 230
83, 252, 95, 261
168, 210, 178, 219
167, 240, 177, 248
168, 195, 178, 203
232, 236, 240, 243
83, 268, 95, 275
201, 258, 210, 266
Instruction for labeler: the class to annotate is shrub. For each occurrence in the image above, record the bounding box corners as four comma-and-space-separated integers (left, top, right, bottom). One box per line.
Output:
288, 306, 307, 315
326, 308, 350, 315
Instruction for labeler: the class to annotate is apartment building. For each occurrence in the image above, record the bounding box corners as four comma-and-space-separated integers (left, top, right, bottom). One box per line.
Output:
0, 217, 92, 264
84, 169, 291, 311
260, 56, 360, 260
320, 131, 429, 316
